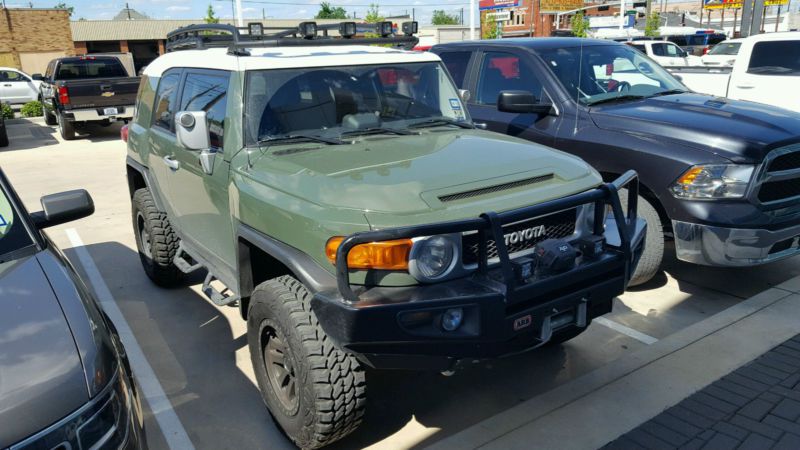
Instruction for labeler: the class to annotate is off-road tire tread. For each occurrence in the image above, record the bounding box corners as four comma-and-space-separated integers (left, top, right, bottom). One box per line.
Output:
251, 276, 366, 449
132, 188, 181, 286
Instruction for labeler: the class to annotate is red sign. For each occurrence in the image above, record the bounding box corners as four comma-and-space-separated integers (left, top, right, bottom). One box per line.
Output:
479, 0, 520, 10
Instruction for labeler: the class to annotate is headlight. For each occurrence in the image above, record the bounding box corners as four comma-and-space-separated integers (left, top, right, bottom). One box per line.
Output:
409, 235, 459, 282
670, 164, 755, 199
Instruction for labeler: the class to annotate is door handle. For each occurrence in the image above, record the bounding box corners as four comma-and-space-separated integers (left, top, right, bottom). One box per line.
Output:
163, 155, 180, 171
474, 122, 488, 130
2, 84, 10, 87
736, 83, 755, 89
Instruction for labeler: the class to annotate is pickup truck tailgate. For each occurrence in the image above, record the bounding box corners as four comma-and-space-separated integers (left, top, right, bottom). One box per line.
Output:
59, 77, 140, 109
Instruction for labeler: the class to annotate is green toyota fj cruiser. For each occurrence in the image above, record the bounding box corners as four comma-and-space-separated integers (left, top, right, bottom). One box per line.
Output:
125, 22, 646, 448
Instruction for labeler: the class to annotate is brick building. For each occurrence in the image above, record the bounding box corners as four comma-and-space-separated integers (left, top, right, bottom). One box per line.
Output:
0, 8, 74, 73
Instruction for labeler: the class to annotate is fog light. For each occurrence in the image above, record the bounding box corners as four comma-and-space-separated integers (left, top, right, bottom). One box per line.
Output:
441, 308, 463, 331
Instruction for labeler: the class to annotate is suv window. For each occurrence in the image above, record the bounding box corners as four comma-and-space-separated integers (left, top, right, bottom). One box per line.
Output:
475, 52, 542, 105
55, 58, 127, 80
179, 72, 230, 148
748, 41, 800, 75
651, 43, 666, 57
438, 51, 471, 88
0, 70, 27, 82
152, 71, 181, 131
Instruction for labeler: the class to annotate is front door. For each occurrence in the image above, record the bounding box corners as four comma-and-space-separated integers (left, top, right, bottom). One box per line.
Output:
146, 69, 183, 220
168, 70, 235, 272
465, 51, 560, 147
0, 70, 36, 104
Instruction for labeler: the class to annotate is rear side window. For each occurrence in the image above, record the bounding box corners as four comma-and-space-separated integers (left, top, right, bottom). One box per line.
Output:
179, 72, 230, 148
55, 59, 127, 80
748, 41, 800, 75
667, 36, 687, 46
438, 51, 472, 88
475, 52, 542, 105
152, 71, 181, 131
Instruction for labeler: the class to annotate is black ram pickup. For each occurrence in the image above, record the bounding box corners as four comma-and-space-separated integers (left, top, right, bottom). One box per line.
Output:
433, 38, 800, 286
34, 56, 139, 140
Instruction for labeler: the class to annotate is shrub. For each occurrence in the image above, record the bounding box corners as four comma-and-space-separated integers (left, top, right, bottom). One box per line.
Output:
20, 100, 43, 118
0, 103, 13, 120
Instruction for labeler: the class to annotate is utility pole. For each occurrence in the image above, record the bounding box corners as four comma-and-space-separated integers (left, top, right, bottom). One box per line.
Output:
620, 0, 626, 30
460, 7, 464, 25
235, 0, 244, 26
126, 2, 131, 20
470, 0, 476, 40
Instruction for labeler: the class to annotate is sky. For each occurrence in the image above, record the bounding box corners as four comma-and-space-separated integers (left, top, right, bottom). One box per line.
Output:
3, 0, 475, 25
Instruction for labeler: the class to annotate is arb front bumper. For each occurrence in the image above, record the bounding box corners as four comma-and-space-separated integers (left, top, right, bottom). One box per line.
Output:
311, 171, 646, 371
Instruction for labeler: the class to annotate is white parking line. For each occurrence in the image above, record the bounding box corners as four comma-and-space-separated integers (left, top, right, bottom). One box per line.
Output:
593, 316, 659, 345
65, 228, 194, 450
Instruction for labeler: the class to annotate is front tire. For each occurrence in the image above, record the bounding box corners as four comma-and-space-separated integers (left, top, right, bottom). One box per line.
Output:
131, 188, 182, 286
621, 191, 664, 287
42, 97, 57, 125
248, 276, 366, 449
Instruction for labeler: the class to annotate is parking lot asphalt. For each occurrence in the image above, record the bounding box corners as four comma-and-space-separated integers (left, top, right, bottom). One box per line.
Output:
3, 117, 800, 450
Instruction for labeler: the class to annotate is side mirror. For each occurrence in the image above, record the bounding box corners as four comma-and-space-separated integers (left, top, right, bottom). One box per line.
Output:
673, 74, 684, 82
458, 89, 471, 103
497, 90, 552, 115
31, 73, 43, 81
31, 189, 94, 229
175, 111, 216, 175
638, 62, 654, 74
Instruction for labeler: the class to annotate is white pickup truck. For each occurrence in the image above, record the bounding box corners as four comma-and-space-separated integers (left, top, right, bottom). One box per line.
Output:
627, 40, 704, 67
669, 32, 800, 112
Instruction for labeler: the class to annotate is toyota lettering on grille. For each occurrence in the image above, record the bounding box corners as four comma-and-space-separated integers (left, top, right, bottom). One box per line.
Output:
503, 224, 546, 246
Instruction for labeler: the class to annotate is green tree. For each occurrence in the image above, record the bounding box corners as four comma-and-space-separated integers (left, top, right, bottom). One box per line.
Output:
644, 12, 660, 37
204, 4, 220, 24
365, 3, 384, 23
482, 19, 499, 39
571, 11, 590, 38
316, 2, 348, 19
432, 10, 460, 25
54, 2, 74, 16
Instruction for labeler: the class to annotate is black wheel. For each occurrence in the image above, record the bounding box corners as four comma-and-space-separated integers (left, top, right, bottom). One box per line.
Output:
131, 188, 182, 286
619, 190, 664, 287
0, 123, 8, 148
248, 276, 366, 449
57, 112, 75, 140
43, 98, 57, 125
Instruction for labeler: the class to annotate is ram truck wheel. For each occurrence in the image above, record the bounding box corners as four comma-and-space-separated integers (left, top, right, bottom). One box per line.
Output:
131, 188, 182, 286
248, 276, 366, 449
620, 190, 664, 287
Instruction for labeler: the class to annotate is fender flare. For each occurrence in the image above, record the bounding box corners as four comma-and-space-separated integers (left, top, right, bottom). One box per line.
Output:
126, 156, 167, 212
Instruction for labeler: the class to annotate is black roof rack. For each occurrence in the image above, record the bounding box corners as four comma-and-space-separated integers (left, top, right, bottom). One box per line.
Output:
165, 21, 420, 55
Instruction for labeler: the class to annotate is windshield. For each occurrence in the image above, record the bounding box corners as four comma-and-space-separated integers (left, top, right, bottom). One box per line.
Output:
538, 44, 686, 106
0, 182, 35, 262
708, 42, 741, 55
244, 62, 469, 144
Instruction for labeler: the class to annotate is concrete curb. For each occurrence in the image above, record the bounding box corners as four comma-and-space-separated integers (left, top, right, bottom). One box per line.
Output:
427, 277, 800, 450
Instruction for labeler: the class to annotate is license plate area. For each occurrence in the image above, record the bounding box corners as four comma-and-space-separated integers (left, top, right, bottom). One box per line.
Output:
103, 107, 119, 115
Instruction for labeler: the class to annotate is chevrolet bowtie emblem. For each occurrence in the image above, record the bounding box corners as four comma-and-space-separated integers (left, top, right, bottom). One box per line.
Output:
101, 92, 115, 97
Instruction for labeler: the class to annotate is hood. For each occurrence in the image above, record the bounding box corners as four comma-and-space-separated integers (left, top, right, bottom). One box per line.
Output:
590, 93, 800, 163
246, 129, 600, 220
0, 255, 88, 447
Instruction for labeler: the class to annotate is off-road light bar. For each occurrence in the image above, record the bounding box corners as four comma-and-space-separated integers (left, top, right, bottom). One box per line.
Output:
339, 21, 357, 38
402, 21, 418, 36
248, 22, 263, 36
298, 21, 317, 39
378, 21, 393, 37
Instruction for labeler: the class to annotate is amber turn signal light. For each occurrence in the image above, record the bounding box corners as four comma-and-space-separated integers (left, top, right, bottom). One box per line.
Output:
325, 237, 412, 270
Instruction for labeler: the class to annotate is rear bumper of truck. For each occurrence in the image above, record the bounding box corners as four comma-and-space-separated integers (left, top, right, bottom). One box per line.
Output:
311, 171, 646, 371
64, 106, 135, 122
673, 219, 800, 266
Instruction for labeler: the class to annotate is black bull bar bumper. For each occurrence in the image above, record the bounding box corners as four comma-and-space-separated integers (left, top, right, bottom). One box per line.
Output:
311, 171, 647, 370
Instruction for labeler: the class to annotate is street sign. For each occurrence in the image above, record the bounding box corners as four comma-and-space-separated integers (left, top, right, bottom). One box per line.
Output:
703, 0, 786, 8
539, 0, 584, 12
480, 0, 520, 10
487, 10, 512, 20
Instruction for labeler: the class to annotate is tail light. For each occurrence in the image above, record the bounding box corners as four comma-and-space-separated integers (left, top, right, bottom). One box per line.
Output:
120, 124, 129, 143
58, 86, 70, 105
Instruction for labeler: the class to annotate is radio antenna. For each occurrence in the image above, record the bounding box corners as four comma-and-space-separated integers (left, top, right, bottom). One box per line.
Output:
573, 37, 584, 135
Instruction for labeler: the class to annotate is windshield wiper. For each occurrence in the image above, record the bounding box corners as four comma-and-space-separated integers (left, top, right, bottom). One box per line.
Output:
408, 118, 474, 129
340, 127, 419, 137
257, 132, 347, 146
586, 94, 646, 106
649, 89, 688, 97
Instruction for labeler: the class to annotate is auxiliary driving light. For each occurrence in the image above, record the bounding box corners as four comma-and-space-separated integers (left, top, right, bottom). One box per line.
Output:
248, 22, 263, 36
298, 21, 318, 39
441, 308, 464, 332
339, 21, 357, 38
402, 21, 418, 36
378, 21, 393, 37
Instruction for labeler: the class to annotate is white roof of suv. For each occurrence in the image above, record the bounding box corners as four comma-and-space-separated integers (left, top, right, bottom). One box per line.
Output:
143, 46, 440, 77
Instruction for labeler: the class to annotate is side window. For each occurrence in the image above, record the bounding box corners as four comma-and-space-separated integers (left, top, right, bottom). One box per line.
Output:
152, 71, 181, 131
651, 44, 666, 57
0, 71, 24, 82
475, 52, 542, 105
179, 72, 230, 148
748, 41, 800, 75
438, 51, 472, 88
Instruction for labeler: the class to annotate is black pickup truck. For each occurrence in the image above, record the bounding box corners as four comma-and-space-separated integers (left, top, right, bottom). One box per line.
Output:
34, 56, 139, 140
432, 38, 800, 286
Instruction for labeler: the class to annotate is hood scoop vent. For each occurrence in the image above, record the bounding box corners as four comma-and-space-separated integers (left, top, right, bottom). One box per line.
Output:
438, 174, 554, 203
